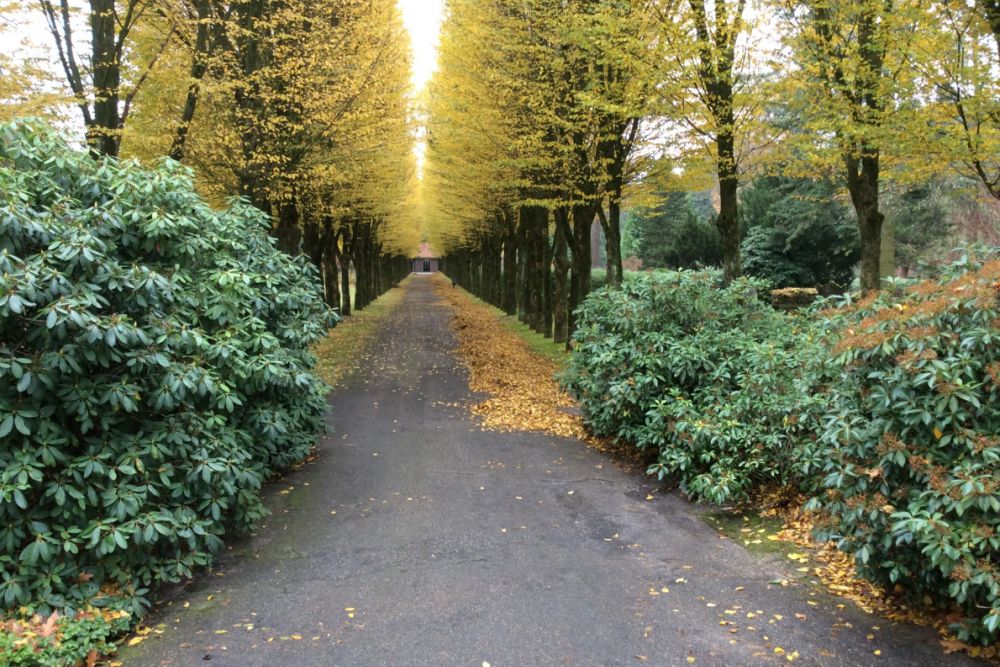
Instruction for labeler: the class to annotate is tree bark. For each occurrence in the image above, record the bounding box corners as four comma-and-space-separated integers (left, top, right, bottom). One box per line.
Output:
274, 198, 301, 254
169, 0, 215, 162
688, 0, 744, 284
340, 226, 352, 316
501, 213, 518, 316
517, 213, 529, 324
716, 128, 741, 284
542, 223, 553, 338
520, 205, 548, 334
89, 0, 123, 156
598, 199, 624, 288
323, 232, 342, 311
569, 203, 594, 342
847, 152, 883, 293
553, 207, 571, 345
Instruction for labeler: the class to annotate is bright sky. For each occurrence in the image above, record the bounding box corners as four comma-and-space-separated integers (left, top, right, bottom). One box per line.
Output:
398, 0, 444, 178
398, 0, 445, 92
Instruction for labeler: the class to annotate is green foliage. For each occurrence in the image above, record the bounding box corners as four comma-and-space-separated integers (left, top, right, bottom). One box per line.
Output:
628, 191, 721, 269
740, 176, 859, 290
0, 121, 336, 617
808, 252, 1000, 644
884, 181, 955, 275
563, 270, 830, 504
1, 609, 130, 666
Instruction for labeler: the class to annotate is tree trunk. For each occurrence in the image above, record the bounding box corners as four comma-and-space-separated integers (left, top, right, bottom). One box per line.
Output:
340, 227, 352, 316
598, 196, 624, 288
274, 199, 301, 254
553, 207, 571, 345
846, 147, 883, 293
542, 224, 553, 338
169, 0, 213, 162
716, 130, 741, 284
517, 213, 529, 324
302, 217, 323, 270
89, 0, 122, 157
502, 217, 518, 316
520, 205, 548, 334
608, 200, 623, 287
590, 218, 603, 267
323, 234, 342, 311
569, 203, 594, 343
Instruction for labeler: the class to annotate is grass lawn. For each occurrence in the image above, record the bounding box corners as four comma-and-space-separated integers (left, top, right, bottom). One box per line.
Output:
312, 277, 408, 387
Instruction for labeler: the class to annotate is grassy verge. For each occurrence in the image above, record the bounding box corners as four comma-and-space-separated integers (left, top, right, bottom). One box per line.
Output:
451, 284, 570, 371
312, 277, 408, 387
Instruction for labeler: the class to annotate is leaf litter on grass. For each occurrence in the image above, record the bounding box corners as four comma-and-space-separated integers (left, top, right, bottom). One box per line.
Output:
436, 279, 586, 440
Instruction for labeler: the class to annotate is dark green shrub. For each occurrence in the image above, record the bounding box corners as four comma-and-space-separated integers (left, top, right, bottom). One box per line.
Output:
0, 121, 335, 617
809, 254, 1000, 644
740, 176, 859, 290
563, 270, 830, 504
628, 191, 721, 270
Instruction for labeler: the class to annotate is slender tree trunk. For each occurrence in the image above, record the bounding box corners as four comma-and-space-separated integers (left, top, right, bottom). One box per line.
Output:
553, 207, 571, 345
847, 152, 883, 293
542, 224, 553, 338
519, 205, 548, 333
716, 130, 741, 284
340, 227, 352, 316
569, 203, 594, 342
598, 195, 624, 288
169, 0, 213, 162
302, 217, 322, 270
590, 219, 603, 267
517, 213, 529, 323
89, 0, 122, 157
274, 198, 301, 254
502, 215, 518, 315
323, 233, 342, 311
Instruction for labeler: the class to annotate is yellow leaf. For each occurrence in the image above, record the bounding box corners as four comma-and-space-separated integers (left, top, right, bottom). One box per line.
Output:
127, 636, 145, 647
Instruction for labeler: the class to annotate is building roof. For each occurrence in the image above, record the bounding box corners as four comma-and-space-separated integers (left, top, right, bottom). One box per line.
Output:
414, 242, 440, 259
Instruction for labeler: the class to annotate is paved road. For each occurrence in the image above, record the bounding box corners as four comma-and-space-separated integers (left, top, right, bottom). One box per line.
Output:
123, 276, 981, 667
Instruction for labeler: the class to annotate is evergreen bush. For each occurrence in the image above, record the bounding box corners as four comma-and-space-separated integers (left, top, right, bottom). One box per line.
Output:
563, 270, 830, 503
0, 121, 336, 617
810, 254, 1000, 643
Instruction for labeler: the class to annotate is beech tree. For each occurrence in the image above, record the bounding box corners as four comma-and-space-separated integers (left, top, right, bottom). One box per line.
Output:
915, 1, 1000, 199
38, 0, 178, 156
426, 0, 655, 343
781, 0, 924, 293
649, 0, 758, 284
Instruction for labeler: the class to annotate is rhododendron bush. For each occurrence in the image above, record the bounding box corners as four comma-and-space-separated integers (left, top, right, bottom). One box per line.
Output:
0, 121, 335, 619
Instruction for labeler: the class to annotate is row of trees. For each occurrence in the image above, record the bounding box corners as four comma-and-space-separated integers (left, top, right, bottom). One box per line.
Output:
425, 0, 1000, 343
4, 0, 418, 312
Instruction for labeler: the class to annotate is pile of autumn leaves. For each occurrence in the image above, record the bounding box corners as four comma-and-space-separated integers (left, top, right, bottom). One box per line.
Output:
436, 280, 585, 441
